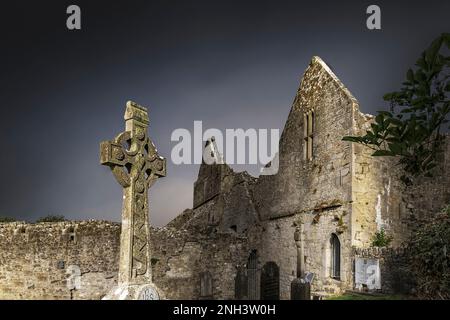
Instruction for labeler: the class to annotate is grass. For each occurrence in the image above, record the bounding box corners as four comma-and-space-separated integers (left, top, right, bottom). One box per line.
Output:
326, 292, 410, 300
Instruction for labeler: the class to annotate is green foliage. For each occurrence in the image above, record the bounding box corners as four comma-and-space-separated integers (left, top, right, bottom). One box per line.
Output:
442, 204, 450, 215
372, 228, 393, 247
36, 214, 66, 223
406, 206, 450, 299
0, 216, 16, 223
327, 293, 408, 300
343, 33, 450, 179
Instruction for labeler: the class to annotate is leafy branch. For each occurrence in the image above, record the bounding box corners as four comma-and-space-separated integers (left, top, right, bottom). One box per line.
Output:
343, 33, 450, 181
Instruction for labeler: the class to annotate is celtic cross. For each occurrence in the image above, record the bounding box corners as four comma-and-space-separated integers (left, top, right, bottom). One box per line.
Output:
100, 101, 166, 287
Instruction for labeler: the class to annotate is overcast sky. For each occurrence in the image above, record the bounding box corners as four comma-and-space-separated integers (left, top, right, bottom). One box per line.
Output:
0, 0, 449, 226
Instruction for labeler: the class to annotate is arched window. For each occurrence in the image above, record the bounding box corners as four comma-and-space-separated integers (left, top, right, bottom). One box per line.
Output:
303, 110, 315, 160
330, 234, 341, 280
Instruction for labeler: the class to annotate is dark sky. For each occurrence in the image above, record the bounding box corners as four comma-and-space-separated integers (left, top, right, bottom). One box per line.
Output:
0, 0, 449, 226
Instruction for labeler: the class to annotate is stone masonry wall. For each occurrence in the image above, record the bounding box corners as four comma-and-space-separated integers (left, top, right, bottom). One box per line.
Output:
151, 225, 253, 300
0, 218, 252, 300
352, 110, 450, 248
350, 112, 402, 247
0, 221, 120, 300
250, 56, 357, 295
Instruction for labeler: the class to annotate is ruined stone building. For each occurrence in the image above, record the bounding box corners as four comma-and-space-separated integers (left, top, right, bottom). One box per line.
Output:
0, 56, 449, 299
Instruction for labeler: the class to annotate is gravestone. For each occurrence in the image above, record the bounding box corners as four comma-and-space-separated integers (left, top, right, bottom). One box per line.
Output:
247, 251, 260, 299
199, 271, 213, 299
304, 272, 315, 284
260, 262, 280, 300
291, 278, 310, 300
100, 101, 166, 300
234, 266, 248, 299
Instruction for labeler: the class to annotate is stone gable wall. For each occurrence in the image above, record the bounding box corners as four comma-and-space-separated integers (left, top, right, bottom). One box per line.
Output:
248, 56, 357, 295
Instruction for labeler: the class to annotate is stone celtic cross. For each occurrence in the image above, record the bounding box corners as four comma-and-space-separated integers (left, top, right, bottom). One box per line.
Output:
100, 101, 166, 299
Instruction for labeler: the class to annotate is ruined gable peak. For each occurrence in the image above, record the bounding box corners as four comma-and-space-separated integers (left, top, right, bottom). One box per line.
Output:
196, 136, 229, 182
203, 136, 224, 165
193, 137, 233, 209
294, 56, 359, 112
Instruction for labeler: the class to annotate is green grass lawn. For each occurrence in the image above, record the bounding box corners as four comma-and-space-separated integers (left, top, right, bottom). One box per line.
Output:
326, 292, 410, 300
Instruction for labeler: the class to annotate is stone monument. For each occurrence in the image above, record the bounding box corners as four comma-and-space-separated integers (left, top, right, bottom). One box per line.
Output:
100, 101, 166, 300
291, 220, 311, 300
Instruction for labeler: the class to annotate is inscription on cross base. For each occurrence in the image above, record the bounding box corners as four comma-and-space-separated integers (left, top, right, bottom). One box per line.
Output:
100, 101, 166, 288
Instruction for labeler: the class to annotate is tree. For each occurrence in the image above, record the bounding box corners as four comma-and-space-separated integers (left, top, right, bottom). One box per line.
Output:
36, 214, 66, 223
343, 33, 450, 182
0, 216, 16, 223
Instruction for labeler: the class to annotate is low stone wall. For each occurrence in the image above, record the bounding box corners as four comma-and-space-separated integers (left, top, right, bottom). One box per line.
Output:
0, 219, 252, 300
151, 224, 252, 300
0, 221, 120, 300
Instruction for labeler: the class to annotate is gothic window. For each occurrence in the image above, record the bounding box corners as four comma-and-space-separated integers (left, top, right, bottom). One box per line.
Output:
303, 110, 315, 160
330, 234, 341, 280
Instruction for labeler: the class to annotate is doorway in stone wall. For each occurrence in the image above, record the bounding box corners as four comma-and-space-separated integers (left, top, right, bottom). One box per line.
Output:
260, 261, 280, 300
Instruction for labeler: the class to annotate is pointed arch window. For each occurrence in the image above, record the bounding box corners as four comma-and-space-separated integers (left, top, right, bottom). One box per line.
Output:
303, 110, 315, 160
330, 233, 341, 280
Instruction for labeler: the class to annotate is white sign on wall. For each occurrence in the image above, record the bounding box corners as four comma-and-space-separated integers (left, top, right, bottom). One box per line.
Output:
355, 258, 381, 290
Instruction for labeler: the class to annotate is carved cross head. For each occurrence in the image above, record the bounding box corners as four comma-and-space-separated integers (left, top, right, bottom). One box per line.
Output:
100, 101, 166, 190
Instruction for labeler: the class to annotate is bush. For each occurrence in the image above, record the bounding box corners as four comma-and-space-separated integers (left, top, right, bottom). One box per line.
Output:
0, 216, 16, 223
443, 204, 450, 215
406, 206, 450, 299
36, 215, 66, 223
372, 228, 393, 247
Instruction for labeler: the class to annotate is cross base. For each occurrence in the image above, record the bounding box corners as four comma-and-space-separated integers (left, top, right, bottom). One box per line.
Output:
102, 283, 163, 300
290, 278, 311, 300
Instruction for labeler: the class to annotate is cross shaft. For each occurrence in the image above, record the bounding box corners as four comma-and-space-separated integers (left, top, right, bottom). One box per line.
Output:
100, 101, 166, 285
